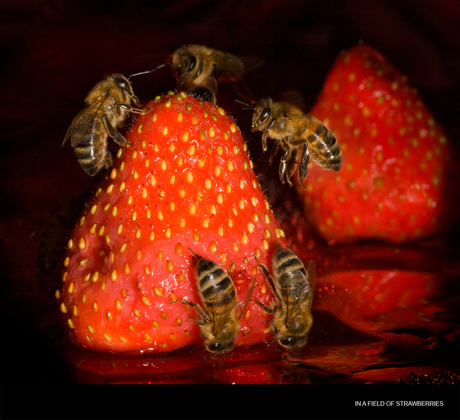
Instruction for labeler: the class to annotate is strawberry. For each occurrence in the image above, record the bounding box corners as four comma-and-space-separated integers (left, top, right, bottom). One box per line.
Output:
313, 269, 453, 337
58, 91, 289, 354
298, 45, 460, 243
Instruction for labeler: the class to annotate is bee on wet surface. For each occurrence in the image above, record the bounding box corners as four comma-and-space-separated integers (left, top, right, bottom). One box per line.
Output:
176, 249, 255, 354
254, 247, 316, 351
250, 98, 342, 189
170, 44, 261, 104
62, 70, 156, 176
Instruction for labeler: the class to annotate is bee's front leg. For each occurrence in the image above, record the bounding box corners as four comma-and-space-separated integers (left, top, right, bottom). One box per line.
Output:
279, 140, 293, 186
261, 131, 269, 152
102, 114, 132, 146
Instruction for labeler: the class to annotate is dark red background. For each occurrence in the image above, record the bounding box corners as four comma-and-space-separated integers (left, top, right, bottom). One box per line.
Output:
1, 0, 460, 409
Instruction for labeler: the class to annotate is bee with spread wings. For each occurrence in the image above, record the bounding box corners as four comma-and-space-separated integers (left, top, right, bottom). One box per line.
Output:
170, 44, 261, 104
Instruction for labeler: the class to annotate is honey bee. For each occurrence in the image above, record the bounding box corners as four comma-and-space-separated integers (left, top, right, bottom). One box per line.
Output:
170, 44, 260, 103
251, 98, 342, 189
254, 247, 316, 351
62, 71, 153, 176
176, 249, 255, 354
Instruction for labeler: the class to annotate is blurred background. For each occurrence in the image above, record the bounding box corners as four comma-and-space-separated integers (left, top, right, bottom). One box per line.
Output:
1, 0, 460, 389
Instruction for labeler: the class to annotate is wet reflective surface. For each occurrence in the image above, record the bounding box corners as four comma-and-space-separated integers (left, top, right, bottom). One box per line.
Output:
56, 307, 460, 385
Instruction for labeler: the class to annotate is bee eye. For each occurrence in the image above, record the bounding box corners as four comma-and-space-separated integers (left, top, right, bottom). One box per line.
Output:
280, 337, 295, 346
195, 62, 203, 77
208, 342, 225, 352
260, 107, 271, 122
279, 336, 308, 350
116, 79, 133, 96
188, 56, 197, 71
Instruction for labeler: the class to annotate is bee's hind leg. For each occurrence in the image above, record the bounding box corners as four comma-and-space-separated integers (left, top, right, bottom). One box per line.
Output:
297, 140, 309, 189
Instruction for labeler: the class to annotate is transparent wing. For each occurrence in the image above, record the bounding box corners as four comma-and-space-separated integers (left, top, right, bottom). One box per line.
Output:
210, 289, 236, 336
285, 280, 308, 326
286, 260, 316, 325
63, 91, 111, 147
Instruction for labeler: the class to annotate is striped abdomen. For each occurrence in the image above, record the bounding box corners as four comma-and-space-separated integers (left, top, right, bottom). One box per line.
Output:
72, 116, 110, 176
272, 247, 309, 306
305, 115, 342, 171
196, 258, 237, 316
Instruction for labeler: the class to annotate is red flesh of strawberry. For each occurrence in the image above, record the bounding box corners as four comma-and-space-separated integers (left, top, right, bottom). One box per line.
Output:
299, 45, 460, 243
59, 92, 289, 354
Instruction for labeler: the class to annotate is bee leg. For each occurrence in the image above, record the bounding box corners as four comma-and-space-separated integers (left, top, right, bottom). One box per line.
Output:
175, 299, 212, 324
268, 141, 279, 165
130, 106, 148, 115
279, 142, 293, 186
297, 140, 309, 190
251, 299, 274, 314
254, 255, 282, 301
129, 96, 148, 114
226, 261, 236, 278
254, 255, 270, 277
285, 145, 301, 187
188, 248, 201, 260
102, 114, 133, 146
237, 277, 257, 320
117, 103, 145, 116
261, 132, 269, 152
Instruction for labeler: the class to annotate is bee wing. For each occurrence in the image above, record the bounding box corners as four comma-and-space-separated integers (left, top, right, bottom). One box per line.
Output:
62, 125, 72, 147
63, 91, 111, 147
280, 89, 308, 113
285, 281, 308, 327
210, 290, 237, 335
239, 56, 264, 75
285, 262, 316, 326
305, 260, 316, 310
217, 55, 263, 81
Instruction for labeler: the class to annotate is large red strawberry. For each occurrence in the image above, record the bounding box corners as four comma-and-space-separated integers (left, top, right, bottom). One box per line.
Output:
58, 91, 289, 354
298, 45, 460, 243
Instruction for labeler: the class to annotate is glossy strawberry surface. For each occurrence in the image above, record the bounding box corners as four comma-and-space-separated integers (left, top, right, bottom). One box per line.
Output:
299, 45, 460, 243
59, 92, 289, 353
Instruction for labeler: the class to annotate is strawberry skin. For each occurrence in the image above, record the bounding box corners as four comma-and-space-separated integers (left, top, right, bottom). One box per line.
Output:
299, 45, 460, 243
58, 92, 288, 354
314, 269, 452, 337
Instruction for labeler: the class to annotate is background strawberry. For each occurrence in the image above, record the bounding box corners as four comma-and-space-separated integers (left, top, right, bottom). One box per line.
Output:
314, 269, 455, 338
59, 91, 289, 354
298, 45, 460, 243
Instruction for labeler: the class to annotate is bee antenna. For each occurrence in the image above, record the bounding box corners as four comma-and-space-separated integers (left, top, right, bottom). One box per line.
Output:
188, 248, 201, 260
128, 64, 167, 79
235, 99, 254, 111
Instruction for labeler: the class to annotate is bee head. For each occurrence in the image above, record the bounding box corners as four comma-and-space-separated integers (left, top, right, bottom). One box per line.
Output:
206, 341, 234, 354
278, 336, 308, 351
252, 98, 275, 132
106, 74, 134, 101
